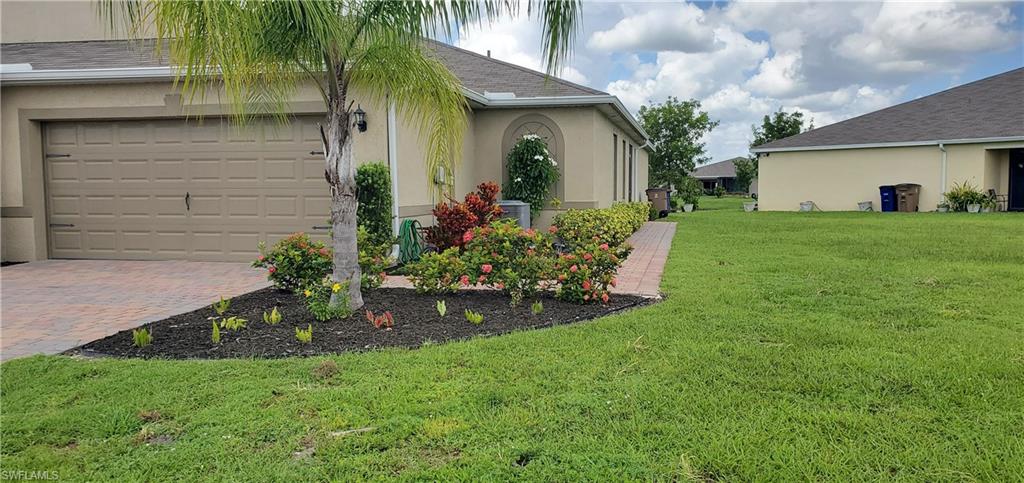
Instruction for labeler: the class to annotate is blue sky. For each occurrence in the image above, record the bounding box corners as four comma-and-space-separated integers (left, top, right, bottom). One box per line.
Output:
455, 1, 1024, 161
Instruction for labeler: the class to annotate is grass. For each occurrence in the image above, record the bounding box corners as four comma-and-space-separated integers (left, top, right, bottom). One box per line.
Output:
3, 198, 1022, 480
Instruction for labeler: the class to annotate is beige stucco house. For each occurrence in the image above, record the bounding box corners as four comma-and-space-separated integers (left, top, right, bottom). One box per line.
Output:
0, 1, 649, 263
752, 68, 1023, 212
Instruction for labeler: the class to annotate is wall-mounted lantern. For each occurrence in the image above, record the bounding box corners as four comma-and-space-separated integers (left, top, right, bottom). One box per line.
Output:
353, 105, 367, 132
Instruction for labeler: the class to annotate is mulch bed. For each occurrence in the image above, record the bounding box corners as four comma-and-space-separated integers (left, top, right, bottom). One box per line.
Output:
69, 288, 652, 359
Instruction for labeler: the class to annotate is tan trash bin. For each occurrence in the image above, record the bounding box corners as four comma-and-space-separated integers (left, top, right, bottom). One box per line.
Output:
895, 183, 922, 212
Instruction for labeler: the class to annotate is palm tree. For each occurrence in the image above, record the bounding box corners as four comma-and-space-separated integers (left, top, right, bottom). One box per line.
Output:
101, 0, 581, 309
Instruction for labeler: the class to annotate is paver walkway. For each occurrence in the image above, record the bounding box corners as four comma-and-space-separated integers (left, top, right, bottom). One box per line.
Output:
0, 260, 269, 361
383, 221, 676, 298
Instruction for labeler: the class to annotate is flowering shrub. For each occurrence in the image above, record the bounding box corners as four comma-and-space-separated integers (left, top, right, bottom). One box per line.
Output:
552, 202, 650, 248
426, 182, 503, 250
406, 248, 467, 294
253, 233, 331, 291
302, 277, 351, 321
461, 219, 556, 304
504, 135, 560, 218
358, 226, 393, 289
554, 241, 631, 304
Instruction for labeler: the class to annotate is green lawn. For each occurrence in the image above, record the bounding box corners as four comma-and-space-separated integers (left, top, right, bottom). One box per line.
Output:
3, 199, 1022, 480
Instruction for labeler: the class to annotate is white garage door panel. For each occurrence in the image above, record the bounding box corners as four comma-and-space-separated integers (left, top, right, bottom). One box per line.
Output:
45, 117, 332, 262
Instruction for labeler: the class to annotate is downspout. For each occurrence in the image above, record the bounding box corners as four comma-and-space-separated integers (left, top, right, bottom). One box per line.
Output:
387, 99, 400, 251
939, 143, 948, 196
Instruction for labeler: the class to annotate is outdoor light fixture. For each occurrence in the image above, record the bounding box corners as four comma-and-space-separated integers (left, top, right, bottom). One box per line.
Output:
353, 105, 367, 132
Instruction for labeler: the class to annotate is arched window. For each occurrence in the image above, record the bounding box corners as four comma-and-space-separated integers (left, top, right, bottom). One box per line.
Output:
500, 113, 565, 201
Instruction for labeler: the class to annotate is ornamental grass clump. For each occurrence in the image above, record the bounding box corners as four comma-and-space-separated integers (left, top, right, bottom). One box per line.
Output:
504, 134, 560, 218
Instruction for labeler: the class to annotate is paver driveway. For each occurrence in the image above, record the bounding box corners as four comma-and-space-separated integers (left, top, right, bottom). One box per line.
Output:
0, 260, 269, 361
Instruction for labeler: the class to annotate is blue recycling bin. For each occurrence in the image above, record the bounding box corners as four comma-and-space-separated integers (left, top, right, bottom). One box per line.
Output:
879, 185, 897, 212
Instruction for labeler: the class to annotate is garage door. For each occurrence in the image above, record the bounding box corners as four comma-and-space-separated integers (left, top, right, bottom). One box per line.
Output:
44, 116, 332, 262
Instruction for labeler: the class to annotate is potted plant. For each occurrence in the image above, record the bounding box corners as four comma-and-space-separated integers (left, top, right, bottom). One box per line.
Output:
980, 197, 996, 213
743, 201, 757, 212
936, 201, 949, 213
678, 177, 702, 213
967, 202, 982, 213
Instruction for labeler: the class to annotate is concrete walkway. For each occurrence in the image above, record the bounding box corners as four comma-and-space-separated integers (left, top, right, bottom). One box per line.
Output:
0, 260, 269, 361
384, 221, 676, 298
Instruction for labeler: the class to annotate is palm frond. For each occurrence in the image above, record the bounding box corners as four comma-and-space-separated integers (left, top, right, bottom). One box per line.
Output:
347, 35, 468, 199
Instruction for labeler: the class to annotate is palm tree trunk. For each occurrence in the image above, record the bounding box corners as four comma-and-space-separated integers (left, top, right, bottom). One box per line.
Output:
326, 99, 364, 310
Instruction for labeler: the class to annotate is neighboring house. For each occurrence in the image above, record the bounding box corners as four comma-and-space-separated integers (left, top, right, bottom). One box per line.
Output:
752, 67, 1024, 212
691, 157, 747, 193
0, 2, 649, 263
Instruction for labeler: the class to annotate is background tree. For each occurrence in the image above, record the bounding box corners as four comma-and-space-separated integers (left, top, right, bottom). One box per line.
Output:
103, 0, 581, 309
738, 109, 814, 190
638, 97, 718, 189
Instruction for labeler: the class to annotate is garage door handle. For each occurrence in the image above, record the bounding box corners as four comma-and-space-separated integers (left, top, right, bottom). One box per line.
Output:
312, 225, 331, 231
49, 223, 75, 228
185, 192, 191, 211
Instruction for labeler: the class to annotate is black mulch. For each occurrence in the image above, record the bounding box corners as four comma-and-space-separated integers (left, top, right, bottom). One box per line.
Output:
68, 288, 653, 359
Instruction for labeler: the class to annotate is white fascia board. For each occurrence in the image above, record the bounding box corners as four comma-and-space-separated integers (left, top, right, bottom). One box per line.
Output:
0, 67, 175, 85
752, 136, 1024, 153
478, 94, 648, 142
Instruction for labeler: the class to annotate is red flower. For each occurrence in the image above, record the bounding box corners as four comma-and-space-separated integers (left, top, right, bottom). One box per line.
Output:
610, 277, 617, 287
257, 255, 266, 262
599, 243, 609, 251
481, 264, 493, 274
478, 275, 487, 283
524, 228, 536, 237
526, 248, 535, 256
570, 265, 578, 273
463, 230, 474, 243
582, 280, 591, 291
268, 266, 277, 274
583, 253, 593, 261
601, 293, 610, 303
548, 225, 558, 234
496, 282, 505, 290
557, 274, 567, 282
460, 275, 471, 286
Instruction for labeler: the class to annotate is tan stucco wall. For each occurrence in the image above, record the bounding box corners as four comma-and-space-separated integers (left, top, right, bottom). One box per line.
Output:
759, 141, 1023, 211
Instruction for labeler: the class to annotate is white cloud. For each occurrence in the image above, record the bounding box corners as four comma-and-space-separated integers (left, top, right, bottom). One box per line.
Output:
454, 1, 1022, 162
588, 3, 715, 52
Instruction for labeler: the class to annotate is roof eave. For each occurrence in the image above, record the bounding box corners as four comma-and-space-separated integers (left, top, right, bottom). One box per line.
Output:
752, 136, 1024, 153
1, 67, 648, 143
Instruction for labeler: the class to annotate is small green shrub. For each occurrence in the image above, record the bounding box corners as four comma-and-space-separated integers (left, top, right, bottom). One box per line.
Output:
464, 309, 484, 325
531, 300, 544, 315
713, 186, 726, 198
262, 306, 282, 325
677, 177, 703, 208
406, 248, 467, 294
943, 181, 990, 212
504, 134, 560, 218
358, 226, 394, 290
356, 161, 393, 246
253, 233, 332, 291
211, 321, 221, 344
295, 325, 313, 344
302, 277, 351, 321
219, 316, 247, 331
552, 202, 650, 248
436, 300, 447, 318
132, 328, 152, 348
211, 296, 231, 316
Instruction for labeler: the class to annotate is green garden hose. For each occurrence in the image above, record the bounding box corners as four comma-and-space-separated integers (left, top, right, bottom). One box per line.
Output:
398, 219, 424, 264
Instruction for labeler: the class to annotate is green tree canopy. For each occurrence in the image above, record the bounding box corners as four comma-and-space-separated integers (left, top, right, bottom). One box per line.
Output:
638, 97, 718, 189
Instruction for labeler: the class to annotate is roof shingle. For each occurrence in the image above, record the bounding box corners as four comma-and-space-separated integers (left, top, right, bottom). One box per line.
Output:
692, 157, 743, 179
0, 39, 605, 98
754, 68, 1024, 151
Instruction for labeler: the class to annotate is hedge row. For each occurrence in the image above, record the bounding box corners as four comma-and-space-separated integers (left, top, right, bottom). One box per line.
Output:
553, 201, 650, 248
